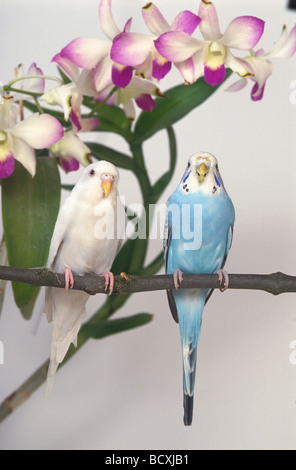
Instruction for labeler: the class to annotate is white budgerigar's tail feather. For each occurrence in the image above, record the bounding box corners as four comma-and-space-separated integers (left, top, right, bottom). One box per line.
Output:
44, 286, 89, 399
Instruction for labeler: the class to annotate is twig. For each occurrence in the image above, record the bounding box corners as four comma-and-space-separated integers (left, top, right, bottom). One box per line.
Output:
0, 265, 296, 296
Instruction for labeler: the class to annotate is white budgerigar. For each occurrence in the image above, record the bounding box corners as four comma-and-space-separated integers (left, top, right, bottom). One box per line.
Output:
44, 160, 125, 397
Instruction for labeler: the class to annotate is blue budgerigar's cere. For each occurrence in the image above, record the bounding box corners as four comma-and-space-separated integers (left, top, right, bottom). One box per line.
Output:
164, 152, 235, 426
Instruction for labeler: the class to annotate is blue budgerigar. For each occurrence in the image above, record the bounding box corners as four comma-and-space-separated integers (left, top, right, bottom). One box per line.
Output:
164, 152, 235, 426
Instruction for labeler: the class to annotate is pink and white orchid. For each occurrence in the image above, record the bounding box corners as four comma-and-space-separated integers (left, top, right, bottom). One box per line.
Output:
10, 63, 45, 102
0, 96, 63, 178
56, 0, 133, 91
226, 24, 296, 100
155, 0, 265, 86
111, 3, 201, 81
95, 76, 164, 121
50, 117, 97, 173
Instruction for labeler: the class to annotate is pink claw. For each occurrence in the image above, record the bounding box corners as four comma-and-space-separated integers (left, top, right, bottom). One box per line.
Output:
173, 268, 184, 290
100, 271, 114, 295
62, 267, 74, 293
215, 268, 229, 292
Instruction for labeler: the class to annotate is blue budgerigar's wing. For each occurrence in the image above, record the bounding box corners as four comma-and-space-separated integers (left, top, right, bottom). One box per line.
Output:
163, 214, 179, 323
205, 222, 234, 305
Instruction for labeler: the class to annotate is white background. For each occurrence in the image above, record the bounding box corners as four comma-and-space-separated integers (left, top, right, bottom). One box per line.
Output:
1, 0, 296, 450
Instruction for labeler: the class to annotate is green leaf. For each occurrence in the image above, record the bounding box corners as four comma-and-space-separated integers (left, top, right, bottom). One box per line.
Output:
138, 251, 164, 276
86, 142, 134, 170
111, 238, 137, 276
83, 99, 132, 139
2, 157, 61, 319
134, 70, 232, 143
81, 313, 153, 340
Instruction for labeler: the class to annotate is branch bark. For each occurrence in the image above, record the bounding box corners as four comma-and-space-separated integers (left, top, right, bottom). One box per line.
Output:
1, 266, 296, 425
0, 265, 296, 296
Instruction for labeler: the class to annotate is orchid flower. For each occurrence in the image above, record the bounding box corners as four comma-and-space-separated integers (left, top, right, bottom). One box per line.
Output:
50, 117, 97, 173
226, 24, 296, 100
0, 95, 63, 178
10, 63, 45, 101
56, 0, 133, 91
95, 76, 164, 121
111, 2, 201, 81
40, 53, 98, 131
155, 0, 265, 86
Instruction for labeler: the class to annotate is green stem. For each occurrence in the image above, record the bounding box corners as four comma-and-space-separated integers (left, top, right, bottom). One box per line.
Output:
8, 74, 63, 87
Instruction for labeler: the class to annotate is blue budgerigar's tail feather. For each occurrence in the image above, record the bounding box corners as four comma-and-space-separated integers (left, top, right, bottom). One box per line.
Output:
175, 289, 206, 426
183, 394, 194, 426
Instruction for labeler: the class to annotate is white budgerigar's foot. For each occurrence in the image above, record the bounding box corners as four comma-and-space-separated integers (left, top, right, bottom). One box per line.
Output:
101, 271, 115, 295
215, 268, 229, 292
63, 267, 74, 292
173, 268, 184, 290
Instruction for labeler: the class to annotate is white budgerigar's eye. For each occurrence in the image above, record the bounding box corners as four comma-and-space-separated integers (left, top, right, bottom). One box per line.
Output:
89, 169, 95, 176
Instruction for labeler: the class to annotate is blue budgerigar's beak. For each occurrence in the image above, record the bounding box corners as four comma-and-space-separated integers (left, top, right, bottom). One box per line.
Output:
196, 162, 209, 183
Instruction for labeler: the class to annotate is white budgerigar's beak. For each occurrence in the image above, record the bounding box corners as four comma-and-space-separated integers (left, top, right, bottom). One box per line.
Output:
101, 174, 114, 197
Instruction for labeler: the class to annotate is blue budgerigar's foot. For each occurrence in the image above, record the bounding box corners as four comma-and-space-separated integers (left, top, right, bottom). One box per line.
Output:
215, 268, 229, 292
173, 268, 184, 289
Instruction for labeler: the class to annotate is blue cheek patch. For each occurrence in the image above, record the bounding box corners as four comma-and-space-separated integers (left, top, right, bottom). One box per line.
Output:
182, 171, 190, 183
214, 174, 221, 187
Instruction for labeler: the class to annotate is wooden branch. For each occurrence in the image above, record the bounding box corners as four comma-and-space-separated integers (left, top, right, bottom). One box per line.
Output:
0, 265, 296, 296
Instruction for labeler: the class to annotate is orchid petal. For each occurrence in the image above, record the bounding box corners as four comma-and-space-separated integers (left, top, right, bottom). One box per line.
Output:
93, 56, 113, 92
245, 55, 273, 95
135, 94, 156, 112
122, 100, 135, 122
225, 78, 248, 93
76, 69, 98, 97
59, 157, 80, 173
0, 153, 15, 178
26, 62, 45, 93
99, 0, 121, 40
52, 52, 80, 82
142, 2, 171, 36
135, 55, 153, 79
172, 10, 201, 35
225, 52, 254, 78
251, 81, 266, 101
12, 114, 63, 149
0, 96, 17, 129
123, 17, 133, 33
204, 62, 226, 86
265, 25, 296, 59
111, 32, 152, 66
40, 84, 73, 121
61, 37, 110, 69
50, 131, 91, 166
70, 108, 82, 131
152, 56, 171, 80
222, 16, 265, 50
155, 31, 204, 63
11, 135, 36, 176
112, 63, 133, 88
79, 117, 99, 132
198, 0, 222, 40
